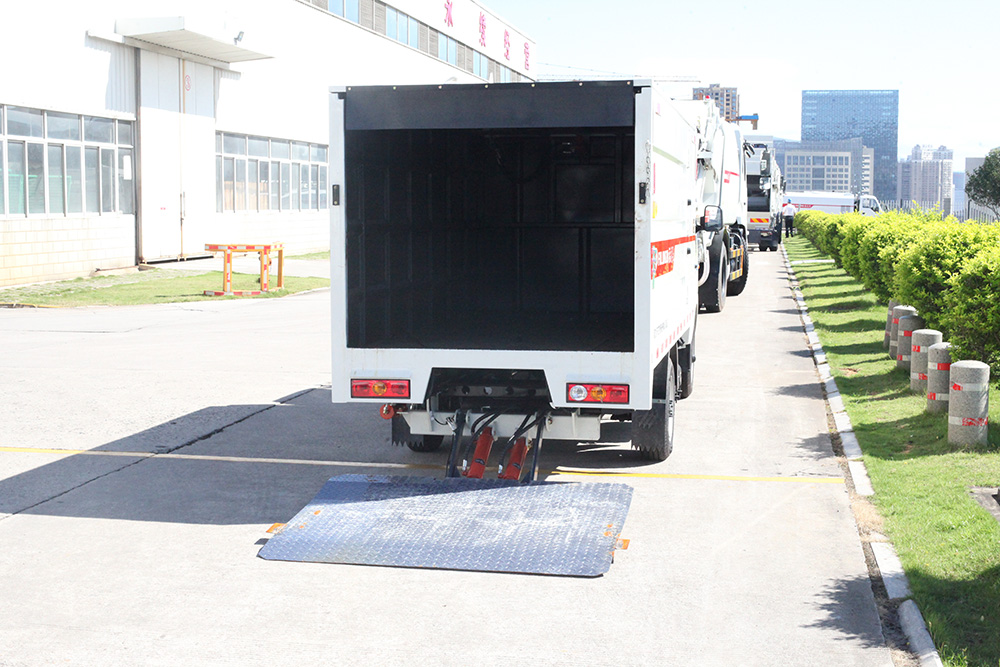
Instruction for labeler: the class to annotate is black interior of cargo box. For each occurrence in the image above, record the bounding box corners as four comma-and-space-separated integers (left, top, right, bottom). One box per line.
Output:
344, 126, 635, 352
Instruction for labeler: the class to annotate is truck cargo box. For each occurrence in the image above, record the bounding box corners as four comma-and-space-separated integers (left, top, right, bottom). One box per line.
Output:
329, 81, 699, 461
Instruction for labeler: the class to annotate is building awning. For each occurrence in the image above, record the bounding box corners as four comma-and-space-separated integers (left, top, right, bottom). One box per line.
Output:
115, 17, 271, 64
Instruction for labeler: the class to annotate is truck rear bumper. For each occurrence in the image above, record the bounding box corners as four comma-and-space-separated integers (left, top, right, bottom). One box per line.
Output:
404, 409, 602, 441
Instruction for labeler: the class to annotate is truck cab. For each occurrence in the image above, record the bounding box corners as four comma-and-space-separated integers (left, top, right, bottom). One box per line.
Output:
744, 143, 784, 251
674, 98, 750, 312
855, 194, 881, 216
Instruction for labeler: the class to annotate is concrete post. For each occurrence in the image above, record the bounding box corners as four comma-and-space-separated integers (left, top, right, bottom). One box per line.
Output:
896, 314, 925, 371
883, 299, 900, 350
948, 361, 990, 446
910, 329, 942, 393
926, 342, 952, 414
890, 305, 916, 362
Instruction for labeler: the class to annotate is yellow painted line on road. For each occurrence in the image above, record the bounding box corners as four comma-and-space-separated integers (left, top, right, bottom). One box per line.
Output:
0, 447, 842, 483
0, 446, 149, 457
549, 468, 844, 484
0, 446, 437, 470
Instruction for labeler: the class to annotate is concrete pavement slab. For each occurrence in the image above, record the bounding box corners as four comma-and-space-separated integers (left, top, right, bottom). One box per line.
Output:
0, 250, 895, 665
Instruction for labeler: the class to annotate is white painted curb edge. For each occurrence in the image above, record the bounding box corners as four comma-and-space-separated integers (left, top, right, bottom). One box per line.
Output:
781, 246, 944, 667
870, 542, 912, 599
898, 600, 945, 667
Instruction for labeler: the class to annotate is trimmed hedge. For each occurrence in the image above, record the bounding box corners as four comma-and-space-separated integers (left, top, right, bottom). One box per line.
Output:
795, 209, 1000, 381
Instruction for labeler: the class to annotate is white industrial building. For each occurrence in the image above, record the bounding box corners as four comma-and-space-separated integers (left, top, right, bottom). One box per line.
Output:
0, 0, 534, 287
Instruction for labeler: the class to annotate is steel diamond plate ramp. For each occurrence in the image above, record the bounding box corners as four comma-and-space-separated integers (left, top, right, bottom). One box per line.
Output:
258, 474, 633, 577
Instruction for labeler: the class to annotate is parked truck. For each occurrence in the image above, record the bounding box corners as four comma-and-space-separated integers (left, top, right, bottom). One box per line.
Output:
329, 80, 720, 478
674, 98, 750, 312
744, 143, 784, 251
786, 191, 881, 216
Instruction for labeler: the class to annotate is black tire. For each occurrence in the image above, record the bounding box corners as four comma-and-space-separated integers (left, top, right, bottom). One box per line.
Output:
727, 235, 749, 296
632, 358, 676, 461
679, 355, 694, 399
406, 435, 445, 453
391, 414, 445, 452
699, 236, 728, 313
758, 243, 767, 252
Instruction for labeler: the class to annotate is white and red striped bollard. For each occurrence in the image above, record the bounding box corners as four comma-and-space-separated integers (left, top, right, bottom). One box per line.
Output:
926, 342, 952, 414
948, 360, 990, 446
910, 329, 942, 393
883, 299, 899, 350
890, 305, 916, 362
896, 313, 924, 371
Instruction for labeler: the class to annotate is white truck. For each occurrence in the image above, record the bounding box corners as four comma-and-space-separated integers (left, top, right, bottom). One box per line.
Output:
744, 143, 784, 251
673, 98, 750, 312
786, 191, 881, 216
329, 80, 717, 477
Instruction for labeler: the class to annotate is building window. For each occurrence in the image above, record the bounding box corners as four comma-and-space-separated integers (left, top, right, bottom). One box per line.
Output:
217, 131, 328, 214
0, 104, 133, 217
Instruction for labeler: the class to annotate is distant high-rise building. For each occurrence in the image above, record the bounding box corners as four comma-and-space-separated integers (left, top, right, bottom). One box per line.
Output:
772, 137, 871, 195
953, 171, 966, 211
897, 144, 954, 212
801, 90, 899, 202
693, 83, 739, 121
862, 147, 875, 196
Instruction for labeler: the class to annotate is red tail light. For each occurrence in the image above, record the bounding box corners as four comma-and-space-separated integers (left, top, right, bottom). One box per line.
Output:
567, 383, 629, 404
351, 379, 410, 399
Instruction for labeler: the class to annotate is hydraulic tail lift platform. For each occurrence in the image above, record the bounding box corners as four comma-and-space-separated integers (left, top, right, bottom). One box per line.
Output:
257, 474, 633, 577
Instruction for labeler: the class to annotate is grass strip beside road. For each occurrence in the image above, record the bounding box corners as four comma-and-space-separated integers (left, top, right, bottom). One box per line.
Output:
785, 236, 1000, 667
0, 269, 329, 307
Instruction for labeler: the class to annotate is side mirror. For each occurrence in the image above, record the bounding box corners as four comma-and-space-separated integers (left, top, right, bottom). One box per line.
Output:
700, 205, 723, 232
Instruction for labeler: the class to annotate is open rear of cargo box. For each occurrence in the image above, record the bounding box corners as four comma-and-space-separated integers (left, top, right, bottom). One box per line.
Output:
342, 81, 637, 353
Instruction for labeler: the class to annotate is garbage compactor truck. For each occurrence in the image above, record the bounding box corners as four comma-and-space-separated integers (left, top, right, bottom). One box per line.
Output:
328, 80, 723, 478
673, 98, 750, 312
744, 142, 784, 251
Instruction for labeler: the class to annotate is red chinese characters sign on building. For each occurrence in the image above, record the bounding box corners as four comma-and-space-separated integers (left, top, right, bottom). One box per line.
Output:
444, 0, 454, 27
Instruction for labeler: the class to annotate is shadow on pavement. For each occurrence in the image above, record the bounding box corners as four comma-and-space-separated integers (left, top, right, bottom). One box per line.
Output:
0, 388, 672, 524
802, 573, 892, 651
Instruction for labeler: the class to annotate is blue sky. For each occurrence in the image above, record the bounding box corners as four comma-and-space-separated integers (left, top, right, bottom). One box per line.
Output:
489, 0, 996, 169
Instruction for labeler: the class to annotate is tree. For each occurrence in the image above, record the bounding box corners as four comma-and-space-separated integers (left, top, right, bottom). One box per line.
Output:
966, 147, 1000, 218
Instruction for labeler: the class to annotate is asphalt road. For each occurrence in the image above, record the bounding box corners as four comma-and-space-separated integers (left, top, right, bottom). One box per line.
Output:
0, 250, 893, 666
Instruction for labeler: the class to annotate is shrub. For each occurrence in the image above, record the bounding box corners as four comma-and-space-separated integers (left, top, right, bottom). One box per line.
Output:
894, 222, 999, 330
837, 214, 870, 279
818, 214, 849, 261
855, 212, 928, 302
942, 243, 1000, 378
795, 210, 828, 245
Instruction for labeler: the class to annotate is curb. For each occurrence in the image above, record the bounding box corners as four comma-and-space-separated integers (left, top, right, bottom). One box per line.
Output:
781, 245, 943, 667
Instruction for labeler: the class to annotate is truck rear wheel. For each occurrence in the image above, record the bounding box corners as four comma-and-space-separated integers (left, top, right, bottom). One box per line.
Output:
392, 414, 445, 452
699, 237, 728, 313
727, 235, 749, 296
632, 358, 676, 461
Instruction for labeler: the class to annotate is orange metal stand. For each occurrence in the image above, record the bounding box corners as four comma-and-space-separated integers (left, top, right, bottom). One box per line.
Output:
203, 243, 285, 296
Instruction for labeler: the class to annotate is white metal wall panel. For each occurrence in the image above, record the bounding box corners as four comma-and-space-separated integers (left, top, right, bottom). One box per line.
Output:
138, 51, 182, 261
180, 61, 217, 256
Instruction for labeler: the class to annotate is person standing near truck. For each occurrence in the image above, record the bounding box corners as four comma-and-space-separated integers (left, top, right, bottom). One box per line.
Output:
782, 199, 797, 238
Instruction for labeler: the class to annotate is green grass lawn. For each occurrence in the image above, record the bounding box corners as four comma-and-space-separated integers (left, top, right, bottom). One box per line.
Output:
287, 250, 330, 261
0, 269, 329, 308
785, 236, 1000, 667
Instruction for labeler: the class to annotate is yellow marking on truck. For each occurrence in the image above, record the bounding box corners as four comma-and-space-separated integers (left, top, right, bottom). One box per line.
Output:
549, 468, 844, 484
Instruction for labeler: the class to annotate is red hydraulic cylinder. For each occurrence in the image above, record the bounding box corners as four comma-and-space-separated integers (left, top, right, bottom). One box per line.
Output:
463, 427, 495, 479
499, 437, 528, 480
